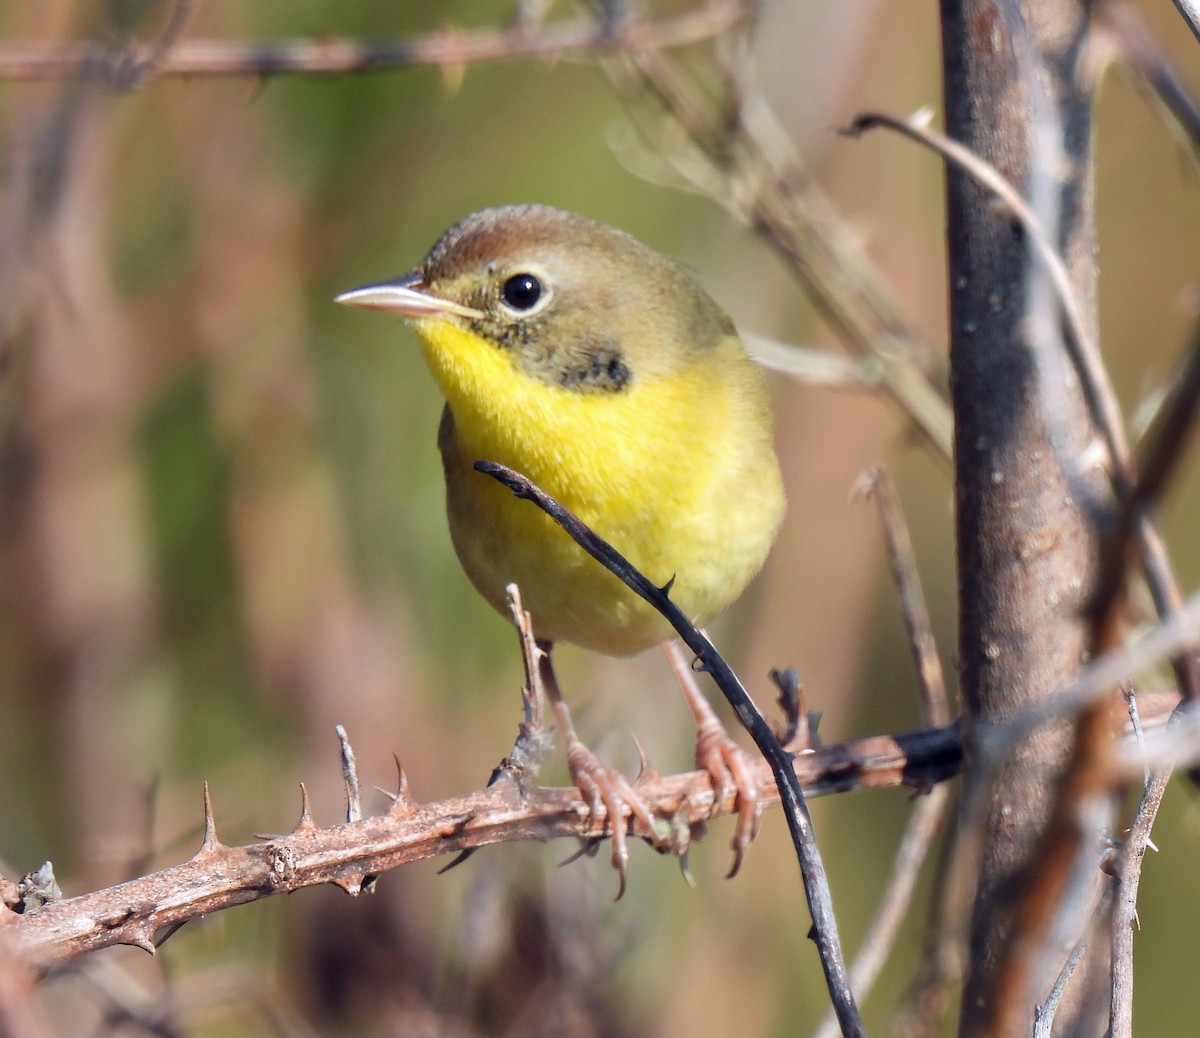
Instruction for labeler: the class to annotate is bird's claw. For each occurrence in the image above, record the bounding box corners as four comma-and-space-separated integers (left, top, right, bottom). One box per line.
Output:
694, 720, 763, 878
564, 737, 665, 899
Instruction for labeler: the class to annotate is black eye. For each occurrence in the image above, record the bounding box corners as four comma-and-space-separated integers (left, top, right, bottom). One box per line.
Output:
501, 273, 542, 311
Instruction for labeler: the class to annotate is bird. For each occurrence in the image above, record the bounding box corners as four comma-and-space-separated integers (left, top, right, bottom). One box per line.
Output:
337, 204, 785, 884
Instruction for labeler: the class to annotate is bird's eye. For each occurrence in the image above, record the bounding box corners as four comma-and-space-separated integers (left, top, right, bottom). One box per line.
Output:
501, 273, 542, 312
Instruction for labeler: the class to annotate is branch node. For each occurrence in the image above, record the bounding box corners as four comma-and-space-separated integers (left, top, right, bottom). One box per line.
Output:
265, 843, 298, 888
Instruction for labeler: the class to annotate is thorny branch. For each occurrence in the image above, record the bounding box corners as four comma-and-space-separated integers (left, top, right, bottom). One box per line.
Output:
4, 721, 965, 971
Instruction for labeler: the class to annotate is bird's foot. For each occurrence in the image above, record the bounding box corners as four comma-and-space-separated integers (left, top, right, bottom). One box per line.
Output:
693, 714, 763, 878
661, 639, 765, 877
563, 734, 667, 899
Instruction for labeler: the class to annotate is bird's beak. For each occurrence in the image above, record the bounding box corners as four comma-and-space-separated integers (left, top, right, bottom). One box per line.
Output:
335, 272, 484, 320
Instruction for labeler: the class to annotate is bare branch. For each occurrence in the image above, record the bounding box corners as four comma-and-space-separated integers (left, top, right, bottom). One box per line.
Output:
6, 722, 963, 971
0, 1, 749, 83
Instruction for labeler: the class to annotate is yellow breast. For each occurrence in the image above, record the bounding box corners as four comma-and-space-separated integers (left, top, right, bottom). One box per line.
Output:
418, 318, 784, 656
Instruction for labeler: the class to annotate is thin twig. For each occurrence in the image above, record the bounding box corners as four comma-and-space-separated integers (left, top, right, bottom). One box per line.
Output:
0, 1, 748, 83
1034, 884, 1117, 1038
846, 109, 1200, 711
843, 112, 1122, 474
743, 333, 888, 392
856, 467, 950, 727
117, 0, 194, 88
474, 459, 867, 1038
586, 0, 955, 458
1098, 0, 1200, 150
811, 468, 955, 1038
1110, 685, 1180, 1038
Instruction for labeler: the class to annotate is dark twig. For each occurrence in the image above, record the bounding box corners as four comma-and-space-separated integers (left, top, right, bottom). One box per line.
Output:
474, 459, 866, 1037
769, 666, 806, 747
0, 1, 748, 83
1128, 315, 1200, 520
1168, 0, 1200, 44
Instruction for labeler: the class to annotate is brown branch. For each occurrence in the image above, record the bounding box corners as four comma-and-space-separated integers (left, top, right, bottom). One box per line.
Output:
0, 1, 749, 83
5, 722, 963, 971
5, 692, 1184, 974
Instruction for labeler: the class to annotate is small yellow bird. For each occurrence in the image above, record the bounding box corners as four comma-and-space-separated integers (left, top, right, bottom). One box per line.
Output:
338, 204, 784, 874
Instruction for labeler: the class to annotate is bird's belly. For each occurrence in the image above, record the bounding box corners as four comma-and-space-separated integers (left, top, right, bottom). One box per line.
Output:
440, 416, 780, 656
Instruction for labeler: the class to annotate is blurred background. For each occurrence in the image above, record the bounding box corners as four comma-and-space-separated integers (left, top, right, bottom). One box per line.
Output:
2, 1, 1200, 1035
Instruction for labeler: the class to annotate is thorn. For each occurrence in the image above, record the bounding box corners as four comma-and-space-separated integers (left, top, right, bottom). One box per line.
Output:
195, 782, 223, 856
630, 734, 659, 785
659, 574, 676, 597
438, 849, 476, 873
559, 838, 601, 867
123, 925, 157, 955
678, 849, 698, 889
292, 783, 316, 834
387, 754, 418, 818
336, 725, 362, 824
332, 873, 367, 897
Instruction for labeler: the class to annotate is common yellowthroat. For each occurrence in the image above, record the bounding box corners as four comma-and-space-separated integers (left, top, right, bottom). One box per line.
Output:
338, 205, 784, 874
